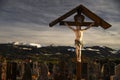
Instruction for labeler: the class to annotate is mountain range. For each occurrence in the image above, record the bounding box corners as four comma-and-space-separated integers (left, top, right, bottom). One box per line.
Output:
0, 42, 119, 60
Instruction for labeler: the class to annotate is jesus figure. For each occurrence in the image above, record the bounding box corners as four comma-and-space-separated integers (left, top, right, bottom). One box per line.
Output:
65, 14, 94, 62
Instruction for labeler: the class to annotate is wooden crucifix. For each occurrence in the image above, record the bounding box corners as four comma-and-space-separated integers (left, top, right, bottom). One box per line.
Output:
49, 4, 111, 80
64, 14, 94, 62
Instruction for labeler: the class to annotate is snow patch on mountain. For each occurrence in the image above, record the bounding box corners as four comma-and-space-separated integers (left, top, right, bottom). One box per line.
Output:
13, 42, 42, 48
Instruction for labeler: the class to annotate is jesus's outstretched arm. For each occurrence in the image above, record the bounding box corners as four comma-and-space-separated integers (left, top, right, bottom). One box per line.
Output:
65, 22, 75, 31
81, 22, 94, 31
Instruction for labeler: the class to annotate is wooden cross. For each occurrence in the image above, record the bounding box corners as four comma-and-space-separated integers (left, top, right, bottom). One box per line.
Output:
49, 4, 111, 80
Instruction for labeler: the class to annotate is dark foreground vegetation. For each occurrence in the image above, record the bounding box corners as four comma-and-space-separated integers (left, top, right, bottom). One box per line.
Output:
0, 43, 120, 80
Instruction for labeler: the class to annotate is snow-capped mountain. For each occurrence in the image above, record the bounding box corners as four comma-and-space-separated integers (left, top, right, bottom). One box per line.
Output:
0, 42, 119, 59
83, 46, 117, 58
12, 42, 42, 48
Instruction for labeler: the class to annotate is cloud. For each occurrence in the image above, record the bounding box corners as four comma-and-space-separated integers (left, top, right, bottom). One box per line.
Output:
0, 22, 119, 49
0, 0, 119, 49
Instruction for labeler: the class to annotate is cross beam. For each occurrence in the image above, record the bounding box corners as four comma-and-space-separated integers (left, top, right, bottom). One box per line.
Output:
60, 21, 99, 26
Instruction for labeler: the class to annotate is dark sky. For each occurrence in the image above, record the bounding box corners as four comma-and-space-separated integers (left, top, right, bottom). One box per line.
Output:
0, 0, 119, 49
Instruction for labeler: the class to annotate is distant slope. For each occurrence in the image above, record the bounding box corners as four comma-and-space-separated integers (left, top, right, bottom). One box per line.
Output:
0, 43, 119, 59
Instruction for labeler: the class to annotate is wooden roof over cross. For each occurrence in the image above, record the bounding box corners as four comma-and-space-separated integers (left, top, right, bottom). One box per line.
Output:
49, 4, 111, 29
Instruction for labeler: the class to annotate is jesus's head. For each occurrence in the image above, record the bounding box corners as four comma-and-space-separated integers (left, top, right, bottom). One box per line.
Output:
74, 14, 85, 23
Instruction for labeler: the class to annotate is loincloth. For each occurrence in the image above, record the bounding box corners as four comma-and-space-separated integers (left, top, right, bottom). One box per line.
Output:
75, 40, 82, 47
